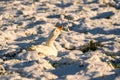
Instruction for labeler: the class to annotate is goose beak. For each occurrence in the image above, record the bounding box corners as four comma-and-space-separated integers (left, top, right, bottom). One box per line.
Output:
57, 26, 63, 31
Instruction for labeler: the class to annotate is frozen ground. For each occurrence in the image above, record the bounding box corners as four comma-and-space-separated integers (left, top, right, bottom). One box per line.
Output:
0, 0, 120, 80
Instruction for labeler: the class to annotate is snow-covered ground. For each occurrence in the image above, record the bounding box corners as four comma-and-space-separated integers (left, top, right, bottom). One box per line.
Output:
0, 0, 120, 80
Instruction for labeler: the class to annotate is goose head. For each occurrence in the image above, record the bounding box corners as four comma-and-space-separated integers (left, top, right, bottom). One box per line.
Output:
53, 26, 62, 36
47, 26, 63, 41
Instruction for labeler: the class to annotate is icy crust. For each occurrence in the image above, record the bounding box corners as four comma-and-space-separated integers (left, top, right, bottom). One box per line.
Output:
0, 0, 120, 80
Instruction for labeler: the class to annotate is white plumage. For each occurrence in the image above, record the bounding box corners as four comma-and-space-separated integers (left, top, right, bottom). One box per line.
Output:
28, 26, 62, 56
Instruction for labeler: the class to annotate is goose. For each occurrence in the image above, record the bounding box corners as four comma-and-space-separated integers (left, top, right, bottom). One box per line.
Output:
28, 26, 63, 56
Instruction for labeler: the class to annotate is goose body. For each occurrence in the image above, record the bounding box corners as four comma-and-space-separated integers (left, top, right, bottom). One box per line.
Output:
29, 45, 58, 56
28, 26, 62, 56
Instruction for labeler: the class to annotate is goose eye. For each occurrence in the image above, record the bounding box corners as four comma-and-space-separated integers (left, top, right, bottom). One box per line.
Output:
55, 29, 58, 32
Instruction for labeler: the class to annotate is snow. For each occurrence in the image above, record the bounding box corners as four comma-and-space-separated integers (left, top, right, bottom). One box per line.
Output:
0, 0, 120, 80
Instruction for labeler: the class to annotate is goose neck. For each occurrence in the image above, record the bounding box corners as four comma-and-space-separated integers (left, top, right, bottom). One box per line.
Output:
46, 38, 56, 50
